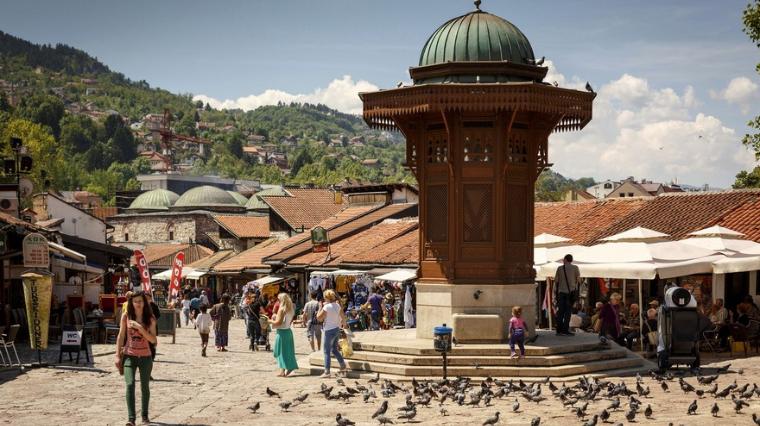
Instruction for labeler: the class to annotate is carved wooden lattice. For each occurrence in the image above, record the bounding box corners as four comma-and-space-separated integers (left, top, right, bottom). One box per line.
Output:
426, 134, 448, 163
426, 185, 448, 243
536, 137, 549, 176
408, 143, 418, 174
462, 184, 492, 242
508, 131, 529, 164
463, 135, 493, 163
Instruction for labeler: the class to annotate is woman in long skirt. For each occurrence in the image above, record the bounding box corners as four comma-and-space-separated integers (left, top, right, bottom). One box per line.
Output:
210, 293, 232, 351
270, 292, 298, 376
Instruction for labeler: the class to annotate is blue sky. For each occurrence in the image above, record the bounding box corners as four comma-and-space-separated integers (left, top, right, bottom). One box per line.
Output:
1, 0, 758, 187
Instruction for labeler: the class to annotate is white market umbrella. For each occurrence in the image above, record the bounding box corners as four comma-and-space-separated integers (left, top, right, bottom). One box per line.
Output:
601, 226, 670, 243
682, 226, 760, 255
535, 233, 572, 248
689, 225, 745, 238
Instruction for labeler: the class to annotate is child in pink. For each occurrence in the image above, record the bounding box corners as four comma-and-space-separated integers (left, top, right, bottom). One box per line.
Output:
508, 306, 527, 359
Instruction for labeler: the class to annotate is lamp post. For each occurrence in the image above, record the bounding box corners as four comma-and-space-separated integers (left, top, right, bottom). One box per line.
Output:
4, 137, 34, 218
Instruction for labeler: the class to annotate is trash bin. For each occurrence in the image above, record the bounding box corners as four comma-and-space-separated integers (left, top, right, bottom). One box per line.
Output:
657, 286, 700, 371
433, 324, 453, 378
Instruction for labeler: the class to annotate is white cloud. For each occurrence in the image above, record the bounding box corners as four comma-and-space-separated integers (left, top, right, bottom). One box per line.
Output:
193, 75, 378, 115
548, 66, 755, 188
710, 76, 760, 114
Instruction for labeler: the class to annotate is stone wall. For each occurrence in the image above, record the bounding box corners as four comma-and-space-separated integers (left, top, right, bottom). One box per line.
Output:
110, 214, 206, 244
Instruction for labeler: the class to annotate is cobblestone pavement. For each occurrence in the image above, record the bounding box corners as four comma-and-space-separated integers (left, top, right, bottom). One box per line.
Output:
2, 318, 760, 425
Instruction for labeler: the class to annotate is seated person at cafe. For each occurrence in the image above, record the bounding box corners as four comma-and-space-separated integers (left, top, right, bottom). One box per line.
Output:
569, 306, 584, 331
709, 298, 730, 348
590, 301, 604, 333
736, 296, 760, 326
621, 303, 641, 350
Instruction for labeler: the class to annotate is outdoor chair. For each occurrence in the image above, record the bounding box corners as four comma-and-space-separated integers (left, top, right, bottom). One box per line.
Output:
1, 324, 21, 367
728, 323, 758, 357
11, 309, 26, 342
103, 306, 122, 344
73, 308, 98, 343
700, 326, 721, 353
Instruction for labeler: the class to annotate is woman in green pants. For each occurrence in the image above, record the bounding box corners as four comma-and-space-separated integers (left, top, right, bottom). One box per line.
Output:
115, 291, 157, 425
270, 292, 298, 376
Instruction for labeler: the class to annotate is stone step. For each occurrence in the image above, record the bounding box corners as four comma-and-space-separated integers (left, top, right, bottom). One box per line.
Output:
308, 352, 646, 378
310, 346, 629, 367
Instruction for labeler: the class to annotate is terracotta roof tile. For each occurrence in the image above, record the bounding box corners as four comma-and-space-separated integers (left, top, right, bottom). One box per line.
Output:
262, 188, 345, 230
288, 219, 419, 267
185, 249, 234, 270
718, 197, 760, 242
213, 215, 270, 239
535, 198, 647, 245
213, 236, 302, 272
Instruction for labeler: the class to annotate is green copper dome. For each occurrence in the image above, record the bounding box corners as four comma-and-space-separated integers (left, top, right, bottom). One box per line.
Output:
226, 190, 249, 206
174, 185, 240, 208
419, 9, 534, 67
128, 189, 179, 211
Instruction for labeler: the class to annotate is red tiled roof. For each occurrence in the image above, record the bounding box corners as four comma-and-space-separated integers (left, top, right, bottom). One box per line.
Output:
262, 188, 345, 230
213, 236, 302, 272
213, 215, 270, 239
288, 219, 419, 267
718, 197, 760, 242
132, 243, 214, 268
265, 203, 418, 263
598, 191, 760, 241
185, 249, 234, 269
535, 198, 647, 245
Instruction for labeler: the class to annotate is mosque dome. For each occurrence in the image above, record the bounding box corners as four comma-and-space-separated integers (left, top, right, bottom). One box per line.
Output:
174, 185, 240, 208
127, 189, 179, 211
226, 190, 249, 206
245, 186, 288, 211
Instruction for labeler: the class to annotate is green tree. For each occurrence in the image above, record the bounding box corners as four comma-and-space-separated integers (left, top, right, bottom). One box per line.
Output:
735, 1, 760, 187
290, 148, 313, 176
19, 94, 64, 138
109, 126, 136, 163
60, 114, 98, 153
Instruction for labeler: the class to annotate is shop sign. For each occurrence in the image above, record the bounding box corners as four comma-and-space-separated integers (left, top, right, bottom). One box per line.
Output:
169, 252, 185, 298
133, 249, 152, 293
311, 226, 329, 253
21, 272, 53, 350
23, 233, 49, 268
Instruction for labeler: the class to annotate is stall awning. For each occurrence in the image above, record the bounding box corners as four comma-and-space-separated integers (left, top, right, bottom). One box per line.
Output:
374, 269, 417, 282
537, 255, 723, 280
712, 255, 760, 274
152, 267, 196, 281
48, 241, 87, 263
52, 257, 103, 274
254, 275, 287, 286
186, 270, 208, 280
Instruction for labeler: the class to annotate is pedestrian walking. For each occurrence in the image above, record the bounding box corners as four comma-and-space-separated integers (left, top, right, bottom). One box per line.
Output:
508, 306, 528, 359
190, 294, 201, 327
245, 291, 263, 350
553, 254, 581, 336
317, 289, 348, 378
270, 292, 298, 376
209, 294, 232, 351
181, 293, 191, 327
303, 291, 322, 351
115, 290, 157, 426
195, 304, 212, 357
367, 289, 384, 331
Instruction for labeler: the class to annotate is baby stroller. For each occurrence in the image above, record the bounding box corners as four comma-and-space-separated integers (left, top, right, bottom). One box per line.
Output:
256, 314, 272, 351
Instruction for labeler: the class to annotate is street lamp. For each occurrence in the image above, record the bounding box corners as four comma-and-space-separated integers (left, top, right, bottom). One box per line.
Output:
4, 137, 33, 218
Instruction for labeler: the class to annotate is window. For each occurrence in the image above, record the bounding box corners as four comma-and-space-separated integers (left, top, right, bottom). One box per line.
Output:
168, 225, 175, 241
124, 232, 129, 242
604, 183, 612, 189
619, 193, 625, 197
628, 193, 634, 197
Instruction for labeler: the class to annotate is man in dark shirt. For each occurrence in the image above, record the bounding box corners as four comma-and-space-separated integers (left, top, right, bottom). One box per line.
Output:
367, 289, 385, 330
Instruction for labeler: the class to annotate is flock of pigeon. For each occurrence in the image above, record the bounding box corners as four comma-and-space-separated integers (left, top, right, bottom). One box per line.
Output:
244, 363, 760, 425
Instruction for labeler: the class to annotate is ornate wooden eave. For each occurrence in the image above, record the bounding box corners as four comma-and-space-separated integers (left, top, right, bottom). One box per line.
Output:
360, 82, 595, 133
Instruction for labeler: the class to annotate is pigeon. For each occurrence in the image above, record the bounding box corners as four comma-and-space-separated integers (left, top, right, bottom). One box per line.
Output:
644, 404, 652, 418
599, 409, 610, 422
336, 413, 356, 426
294, 393, 309, 403
733, 396, 749, 413
279, 400, 292, 412
376, 415, 394, 425
679, 379, 695, 393
247, 402, 260, 413
368, 373, 380, 383
372, 401, 389, 419
583, 415, 598, 426
482, 412, 500, 426
625, 408, 636, 423
512, 399, 520, 412
266, 387, 280, 398
711, 403, 719, 417
716, 387, 732, 398
397, 409, 416, 422
530, 417, 541, 426
687, 400, 697, 415
439, 408, 448, 416
337, 378, 346, 386
661, 381, 669, 392
753, 413, 760, 425
585, 82, 594, 93
607, 397, 621, 411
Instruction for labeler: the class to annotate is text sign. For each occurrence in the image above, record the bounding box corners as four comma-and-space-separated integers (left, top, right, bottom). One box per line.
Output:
23, 233, 49, 268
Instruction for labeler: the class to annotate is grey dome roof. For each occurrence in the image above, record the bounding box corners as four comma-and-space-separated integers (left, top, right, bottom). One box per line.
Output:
226, 191, 249, 206
128, 189, 179, 210
174, 185, 240, 208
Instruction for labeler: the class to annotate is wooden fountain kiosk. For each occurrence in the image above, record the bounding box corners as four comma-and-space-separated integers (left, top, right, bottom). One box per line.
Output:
360, 3, 595, 341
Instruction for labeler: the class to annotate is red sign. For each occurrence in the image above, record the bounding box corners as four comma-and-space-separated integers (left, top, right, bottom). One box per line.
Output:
133, 250, 152, 294
169, 252, 185, 298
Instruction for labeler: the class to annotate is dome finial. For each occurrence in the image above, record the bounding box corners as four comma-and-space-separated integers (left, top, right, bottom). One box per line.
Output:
474, 0, 482, 11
